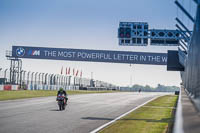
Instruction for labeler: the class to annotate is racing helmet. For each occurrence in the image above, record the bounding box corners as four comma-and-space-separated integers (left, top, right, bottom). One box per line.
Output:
59, 87, 64, 91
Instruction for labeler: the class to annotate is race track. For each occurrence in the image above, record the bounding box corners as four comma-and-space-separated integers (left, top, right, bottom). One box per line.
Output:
0, 92, 168, 133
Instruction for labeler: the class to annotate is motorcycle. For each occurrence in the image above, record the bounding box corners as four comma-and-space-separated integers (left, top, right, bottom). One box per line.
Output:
57, 94, 66, 111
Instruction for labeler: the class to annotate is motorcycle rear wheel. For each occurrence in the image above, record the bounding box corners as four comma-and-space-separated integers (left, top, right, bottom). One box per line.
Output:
59, 104, 62, 111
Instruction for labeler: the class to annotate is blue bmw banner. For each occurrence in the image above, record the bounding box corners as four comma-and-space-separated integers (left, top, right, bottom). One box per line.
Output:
12, 46, 167, 65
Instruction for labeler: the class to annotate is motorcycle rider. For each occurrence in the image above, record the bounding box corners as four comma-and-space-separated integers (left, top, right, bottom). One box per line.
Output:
57, 87, 68, 105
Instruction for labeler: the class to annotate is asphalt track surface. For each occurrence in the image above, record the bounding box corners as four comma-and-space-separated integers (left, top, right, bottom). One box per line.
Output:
0, 92, 169, 133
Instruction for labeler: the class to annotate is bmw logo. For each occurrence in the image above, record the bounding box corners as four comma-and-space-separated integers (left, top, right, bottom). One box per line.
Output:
16, 47, 25, 57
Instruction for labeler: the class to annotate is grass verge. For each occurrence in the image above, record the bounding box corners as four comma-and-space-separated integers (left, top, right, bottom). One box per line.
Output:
99, 95, 178, 133
0, 90, 116, 101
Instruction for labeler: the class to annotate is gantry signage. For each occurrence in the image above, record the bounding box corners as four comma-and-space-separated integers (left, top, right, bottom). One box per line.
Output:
118, 22, 180, 46
118, 22, 149, 46
12, 46, 167, 65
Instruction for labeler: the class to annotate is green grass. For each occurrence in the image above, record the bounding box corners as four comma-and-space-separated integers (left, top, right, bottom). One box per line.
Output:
0, 90, 117, 101
99, 95, 178, 133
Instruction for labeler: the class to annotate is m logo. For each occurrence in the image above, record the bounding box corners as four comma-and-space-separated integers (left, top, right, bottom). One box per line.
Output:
28, 50, 40, 56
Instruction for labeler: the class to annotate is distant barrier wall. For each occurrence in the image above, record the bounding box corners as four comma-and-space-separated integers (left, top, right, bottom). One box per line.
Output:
0, 84, 118, 91
0, 85, 3, 91
0, 85, 19, 91
0, 84, 75, 91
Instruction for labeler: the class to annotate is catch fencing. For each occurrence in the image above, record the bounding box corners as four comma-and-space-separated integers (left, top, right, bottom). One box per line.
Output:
0, 68, 118, 91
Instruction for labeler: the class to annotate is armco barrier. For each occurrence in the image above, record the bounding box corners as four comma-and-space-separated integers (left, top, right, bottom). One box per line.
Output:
38, 85, 42, 90
0, 85, 19, 91
0, 85, 3, 90
0, 84, 75, 91
27, 84, 31, 90
4, 85, 12, 90
12, 85, 19, 91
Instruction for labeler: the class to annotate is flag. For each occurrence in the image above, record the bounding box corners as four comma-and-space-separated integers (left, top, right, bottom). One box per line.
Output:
61, 66, 63, 75
76, 70, 79, 77
68, 67, 70, 75
66, 67, 68, 75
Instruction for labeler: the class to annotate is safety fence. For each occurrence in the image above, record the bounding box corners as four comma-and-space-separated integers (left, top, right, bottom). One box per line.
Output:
0, 68, 118, 91
175, 0, 200, 98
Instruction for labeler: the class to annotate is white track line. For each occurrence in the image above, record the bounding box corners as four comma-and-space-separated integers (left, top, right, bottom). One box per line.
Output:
90, 95, 161, 133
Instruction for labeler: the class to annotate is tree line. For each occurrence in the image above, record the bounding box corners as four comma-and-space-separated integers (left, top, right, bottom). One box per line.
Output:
121, 84, 180, 92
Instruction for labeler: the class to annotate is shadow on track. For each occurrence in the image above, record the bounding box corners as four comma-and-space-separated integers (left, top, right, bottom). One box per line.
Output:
49, 109, 60, 111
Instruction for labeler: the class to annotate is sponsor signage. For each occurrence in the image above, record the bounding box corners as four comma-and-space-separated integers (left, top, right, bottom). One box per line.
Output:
12, 46, 167, 65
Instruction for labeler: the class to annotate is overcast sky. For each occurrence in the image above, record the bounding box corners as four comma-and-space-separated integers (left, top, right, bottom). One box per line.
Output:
0, 0, 196, 87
